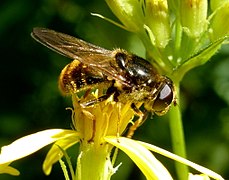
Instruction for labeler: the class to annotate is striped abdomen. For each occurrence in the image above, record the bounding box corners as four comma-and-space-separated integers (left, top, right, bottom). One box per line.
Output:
59, 60, 108, 94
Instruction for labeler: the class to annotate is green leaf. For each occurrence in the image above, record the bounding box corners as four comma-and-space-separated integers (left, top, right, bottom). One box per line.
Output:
174, 36, 228, 81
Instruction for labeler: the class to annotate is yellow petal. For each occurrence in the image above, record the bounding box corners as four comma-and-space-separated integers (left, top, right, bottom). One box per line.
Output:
43, 134, 80, 175
189, 173, 210, 180
104, 136, 172, 180
138, 141, 224, 180
0, 162, 20, 176
0, 129, 75, 164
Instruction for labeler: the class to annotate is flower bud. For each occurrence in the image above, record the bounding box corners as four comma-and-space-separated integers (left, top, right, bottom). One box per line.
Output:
210, 0, 228, 11
180, 0, 208, 38
209, 2, 229, 41
144, 0, 171, 48
106, 0, 144, 32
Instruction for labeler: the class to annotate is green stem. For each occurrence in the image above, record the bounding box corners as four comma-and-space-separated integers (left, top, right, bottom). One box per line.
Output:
169, 82, 189, 180
76, 142, 113, 180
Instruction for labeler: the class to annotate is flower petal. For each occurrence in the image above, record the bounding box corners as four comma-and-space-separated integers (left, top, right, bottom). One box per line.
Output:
138, 141, 224, 180
104, 136, 172, 180
0, 162, 20, 176
189, 173, 210, 180
0, 129, 75, 164
43, 134, 80, 175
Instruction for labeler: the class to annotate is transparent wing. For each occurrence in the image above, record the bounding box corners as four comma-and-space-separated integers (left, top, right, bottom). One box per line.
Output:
31, 27, 131, 86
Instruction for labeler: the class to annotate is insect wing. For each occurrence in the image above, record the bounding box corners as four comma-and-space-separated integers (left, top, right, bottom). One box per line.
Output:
32, 28, 112, 62
31, 27, 131, 86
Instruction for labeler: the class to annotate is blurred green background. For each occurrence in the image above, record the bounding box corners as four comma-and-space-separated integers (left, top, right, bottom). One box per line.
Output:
0, 0, 228, 179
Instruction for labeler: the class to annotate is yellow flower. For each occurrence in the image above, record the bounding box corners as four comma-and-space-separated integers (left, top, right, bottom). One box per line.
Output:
0, 91, 224, 179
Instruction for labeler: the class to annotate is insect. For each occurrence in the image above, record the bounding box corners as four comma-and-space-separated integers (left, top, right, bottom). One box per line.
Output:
31, 27, 175, 138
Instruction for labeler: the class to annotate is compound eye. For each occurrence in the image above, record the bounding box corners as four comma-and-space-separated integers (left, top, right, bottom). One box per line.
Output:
153, 84, 173, 113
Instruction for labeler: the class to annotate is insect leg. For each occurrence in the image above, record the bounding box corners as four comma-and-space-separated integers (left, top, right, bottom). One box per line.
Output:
126, 103, 149, 138
80, 94, 110, 107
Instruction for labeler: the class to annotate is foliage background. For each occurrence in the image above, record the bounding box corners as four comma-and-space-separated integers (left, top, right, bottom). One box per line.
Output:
0, 0, 228, 179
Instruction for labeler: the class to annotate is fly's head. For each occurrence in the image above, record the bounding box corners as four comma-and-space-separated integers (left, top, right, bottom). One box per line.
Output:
145, 76, 175, 116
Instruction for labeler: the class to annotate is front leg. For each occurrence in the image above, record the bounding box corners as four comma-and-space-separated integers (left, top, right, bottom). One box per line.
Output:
126, 103, 149, 138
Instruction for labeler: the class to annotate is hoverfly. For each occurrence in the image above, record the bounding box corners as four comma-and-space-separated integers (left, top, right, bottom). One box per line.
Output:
31, 27, 175, 138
